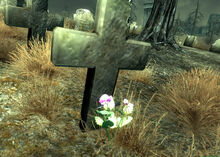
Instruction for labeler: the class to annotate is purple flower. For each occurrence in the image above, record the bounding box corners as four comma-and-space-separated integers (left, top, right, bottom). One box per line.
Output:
99, 94, 115, 110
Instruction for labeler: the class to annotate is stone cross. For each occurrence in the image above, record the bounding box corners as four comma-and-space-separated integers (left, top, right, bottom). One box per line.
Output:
51, 0, 151, 132
3, 0, 64, 46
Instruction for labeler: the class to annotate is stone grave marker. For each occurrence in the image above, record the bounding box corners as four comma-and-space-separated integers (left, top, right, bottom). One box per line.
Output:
210, 39, 220, 53
3, 0, 64, 46
184, 35, 197, 47
51, 0, 152, 132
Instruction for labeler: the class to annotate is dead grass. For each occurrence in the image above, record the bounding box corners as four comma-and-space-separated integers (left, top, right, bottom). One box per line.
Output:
156, 68, 220, 147
6, 32, 77, 81
19, 75, 66, 121
110, 93, 168, 157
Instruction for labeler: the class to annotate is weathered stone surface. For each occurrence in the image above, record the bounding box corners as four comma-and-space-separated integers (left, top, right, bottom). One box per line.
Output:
51, 0, 151, 132
4, 5, 31, 27
183, 35, 197, 47
0, 6, 5, 14
0, 0, 31, 7
26, 0, 32, 7
4, 5, 63, 29
46, 14, 64, 31
0, 0, 16, 6
3, 0, 64, 43
210, 39, 220, 53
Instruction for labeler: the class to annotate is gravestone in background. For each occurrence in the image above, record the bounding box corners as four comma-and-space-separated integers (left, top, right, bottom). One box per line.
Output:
51, 0, 151, 132
184, 35, 197, 47
0, 0, 30, 14
0, 0, 31, 13
3, 0, 64, 46
210, 39, 220, 53
73, 8, 95, 32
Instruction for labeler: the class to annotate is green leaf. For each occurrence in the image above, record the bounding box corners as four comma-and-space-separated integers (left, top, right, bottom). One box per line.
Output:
102, 120, 114, 128
96, 110, 114, 116
94, 116, 104, 126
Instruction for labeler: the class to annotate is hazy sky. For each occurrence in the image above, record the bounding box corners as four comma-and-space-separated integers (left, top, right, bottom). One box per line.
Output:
48, 0, 220, 26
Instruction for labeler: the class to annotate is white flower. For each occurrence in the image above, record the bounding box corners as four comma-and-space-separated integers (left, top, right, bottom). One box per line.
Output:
123, 103, 134, 114
108, 114, 121, 128
123, 99, 129, 105
108, 114, 133, 128
96, 95, 134, 130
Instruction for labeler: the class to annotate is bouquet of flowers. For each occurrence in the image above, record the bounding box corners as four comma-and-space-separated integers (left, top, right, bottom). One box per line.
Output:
95, 94, 134, 141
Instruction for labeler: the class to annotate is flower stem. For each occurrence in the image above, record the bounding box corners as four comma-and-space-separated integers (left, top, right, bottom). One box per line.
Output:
106, 128, 111, 141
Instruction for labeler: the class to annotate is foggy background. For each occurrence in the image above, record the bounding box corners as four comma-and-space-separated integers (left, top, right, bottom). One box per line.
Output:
48, 0, 220, 26
177, 0, 220, 26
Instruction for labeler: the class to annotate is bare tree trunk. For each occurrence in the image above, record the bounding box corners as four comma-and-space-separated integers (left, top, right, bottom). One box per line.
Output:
191, 0, 200, 35
137, 0, 178, 48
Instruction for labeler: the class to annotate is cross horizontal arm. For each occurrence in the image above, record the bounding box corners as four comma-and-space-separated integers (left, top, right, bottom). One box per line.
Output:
46, 14, 64, 31
118, 40, 151, 70
51, 27, 97, 68
4, 5, 31, 28
52, 27, 152, 71
4, 5, 64, 30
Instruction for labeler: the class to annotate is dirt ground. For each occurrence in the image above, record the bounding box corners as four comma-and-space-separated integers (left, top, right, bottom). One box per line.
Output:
147, 45, 220, 85
117, 44, 220, 119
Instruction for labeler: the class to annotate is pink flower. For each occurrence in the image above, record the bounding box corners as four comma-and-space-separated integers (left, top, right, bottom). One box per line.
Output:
99, 94, 115, 110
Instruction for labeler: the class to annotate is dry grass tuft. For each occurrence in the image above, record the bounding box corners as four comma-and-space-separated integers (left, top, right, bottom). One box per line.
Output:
88, 92, 168, 157
111, 93, 168, 156
156, 68, 220, 143
19, 75, 66, 122
6, 33, 74, 80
